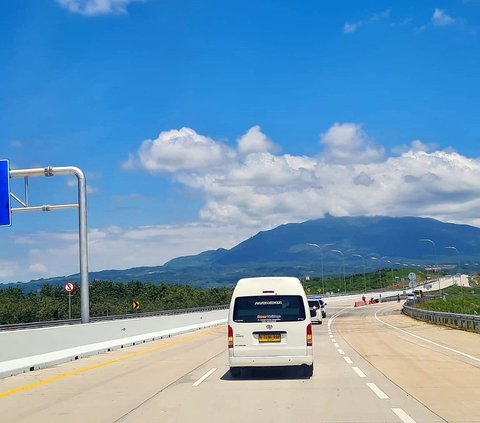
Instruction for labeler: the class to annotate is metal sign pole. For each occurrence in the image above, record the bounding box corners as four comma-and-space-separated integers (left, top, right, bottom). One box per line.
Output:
68, 291, 72, 320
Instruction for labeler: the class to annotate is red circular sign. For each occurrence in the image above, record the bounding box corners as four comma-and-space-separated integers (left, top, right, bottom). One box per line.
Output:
64, 282, 75, 293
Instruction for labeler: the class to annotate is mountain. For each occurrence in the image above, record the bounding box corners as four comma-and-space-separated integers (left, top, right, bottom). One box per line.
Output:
5, 216, 480, 291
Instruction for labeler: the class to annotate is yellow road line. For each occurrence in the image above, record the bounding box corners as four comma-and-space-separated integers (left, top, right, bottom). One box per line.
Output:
0, 327, 223, 399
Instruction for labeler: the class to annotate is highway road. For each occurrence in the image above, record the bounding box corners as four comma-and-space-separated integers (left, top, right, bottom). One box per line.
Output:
1, 298, 479, 422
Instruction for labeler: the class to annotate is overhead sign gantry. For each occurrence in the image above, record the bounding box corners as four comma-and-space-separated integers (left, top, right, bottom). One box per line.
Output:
1, 163, 90, 323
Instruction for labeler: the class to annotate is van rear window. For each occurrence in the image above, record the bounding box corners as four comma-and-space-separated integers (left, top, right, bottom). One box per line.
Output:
233, 295, 306, 323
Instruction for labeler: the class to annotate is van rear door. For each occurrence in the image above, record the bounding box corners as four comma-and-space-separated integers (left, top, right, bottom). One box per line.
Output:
231, 295, 308, 357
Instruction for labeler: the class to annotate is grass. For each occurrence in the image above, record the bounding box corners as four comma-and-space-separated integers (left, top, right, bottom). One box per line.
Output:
417, 284, 480, 315
417, 297, 480, 315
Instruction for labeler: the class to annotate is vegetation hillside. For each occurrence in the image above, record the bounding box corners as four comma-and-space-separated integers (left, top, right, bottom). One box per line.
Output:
0, 280, 233, 325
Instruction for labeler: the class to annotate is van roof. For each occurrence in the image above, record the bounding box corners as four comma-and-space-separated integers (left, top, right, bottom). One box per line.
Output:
234, 276, 305, 296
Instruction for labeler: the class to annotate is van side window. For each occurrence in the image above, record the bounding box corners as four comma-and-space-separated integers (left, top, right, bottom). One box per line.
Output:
233, 295, 306, 323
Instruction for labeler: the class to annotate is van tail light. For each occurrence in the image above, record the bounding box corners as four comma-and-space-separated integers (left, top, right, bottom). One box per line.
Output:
228, 325, 234, 349
306, 323, 312, 346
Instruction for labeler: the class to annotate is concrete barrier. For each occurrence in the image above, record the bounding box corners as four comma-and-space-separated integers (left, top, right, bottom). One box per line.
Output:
0, 308, 228, 379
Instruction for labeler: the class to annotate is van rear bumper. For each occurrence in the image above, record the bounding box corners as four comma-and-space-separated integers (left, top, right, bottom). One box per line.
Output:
229, 355, 313, 367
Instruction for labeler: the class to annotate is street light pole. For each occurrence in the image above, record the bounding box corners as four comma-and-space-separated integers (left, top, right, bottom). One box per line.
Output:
383, 258, 394, 288
445, 246, 463, 308
419, 238, 440, 295
306, 243, 334, 295
352, 254, 367, 293
331, 249, 346, 293
444, 246, 459, 285
403, 264, 410, 288
394, 262, 403, 287
370, 256, 382, 290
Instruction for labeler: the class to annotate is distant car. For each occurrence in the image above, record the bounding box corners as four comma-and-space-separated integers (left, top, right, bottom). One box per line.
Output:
309, 296, 327, 318
308, 299, 323, 324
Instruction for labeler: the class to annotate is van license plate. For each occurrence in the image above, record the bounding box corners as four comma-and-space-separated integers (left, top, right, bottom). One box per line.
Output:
258, 333, 281, 343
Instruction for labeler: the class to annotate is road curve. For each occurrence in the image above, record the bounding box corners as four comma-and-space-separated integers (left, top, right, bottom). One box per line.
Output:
1, 299, 477, 422
335, 300, 480, 423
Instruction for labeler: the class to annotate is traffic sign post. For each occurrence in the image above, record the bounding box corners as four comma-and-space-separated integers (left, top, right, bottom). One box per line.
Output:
64, 282, 75, 319
0, 160, 11, 226
408, 272, 417, 290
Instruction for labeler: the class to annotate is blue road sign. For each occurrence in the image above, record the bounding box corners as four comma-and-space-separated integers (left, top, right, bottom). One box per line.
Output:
0, 159, 11, 226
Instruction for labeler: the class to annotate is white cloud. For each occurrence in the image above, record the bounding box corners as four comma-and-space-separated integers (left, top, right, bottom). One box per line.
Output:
320, 123, 385, 164
354, 172, 374, 187
344, 9, 390, 34
343, 23, 358, 34
123, 123, 480, 232
432, 8, 456, 26
123, 127, 236, 173
227, 153, 315, 188
392, 139, 439, 155
237, 126, 279, 155
0, 260, 18, 280
419, 8, 461, 31
66, 178, 98, 194
29, 263, 49, 274
57, 0, 144, 16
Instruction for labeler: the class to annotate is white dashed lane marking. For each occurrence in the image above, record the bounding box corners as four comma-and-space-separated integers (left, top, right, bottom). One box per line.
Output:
392, 408, 417, 423
192, 368, 217, 387
352, 367, 366, 378
367, 382, 389, 399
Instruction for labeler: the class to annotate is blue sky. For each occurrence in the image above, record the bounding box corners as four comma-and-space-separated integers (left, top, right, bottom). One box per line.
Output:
1, 0, 480, 283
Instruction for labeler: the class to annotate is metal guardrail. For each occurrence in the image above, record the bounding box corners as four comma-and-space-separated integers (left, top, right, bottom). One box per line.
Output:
402, 302, 480, 333
0, 304, 229, 332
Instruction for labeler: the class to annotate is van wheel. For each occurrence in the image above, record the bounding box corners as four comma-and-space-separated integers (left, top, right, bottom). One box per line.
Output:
230, 367, 242, 378
303, 364, 313, 377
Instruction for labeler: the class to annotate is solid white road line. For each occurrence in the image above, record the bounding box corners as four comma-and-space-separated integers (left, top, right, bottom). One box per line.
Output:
192, 368, 217, 387
352, 367, 366, 378
392, 408, 417, 423
343, 356, 353, 364
337, 349, 345, 355
375, 307, 480, 363
328, 306, 354, 328
367, 382, 389, 399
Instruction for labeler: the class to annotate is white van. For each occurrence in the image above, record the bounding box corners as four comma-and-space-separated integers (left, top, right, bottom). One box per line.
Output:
228, 276, 314, 378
